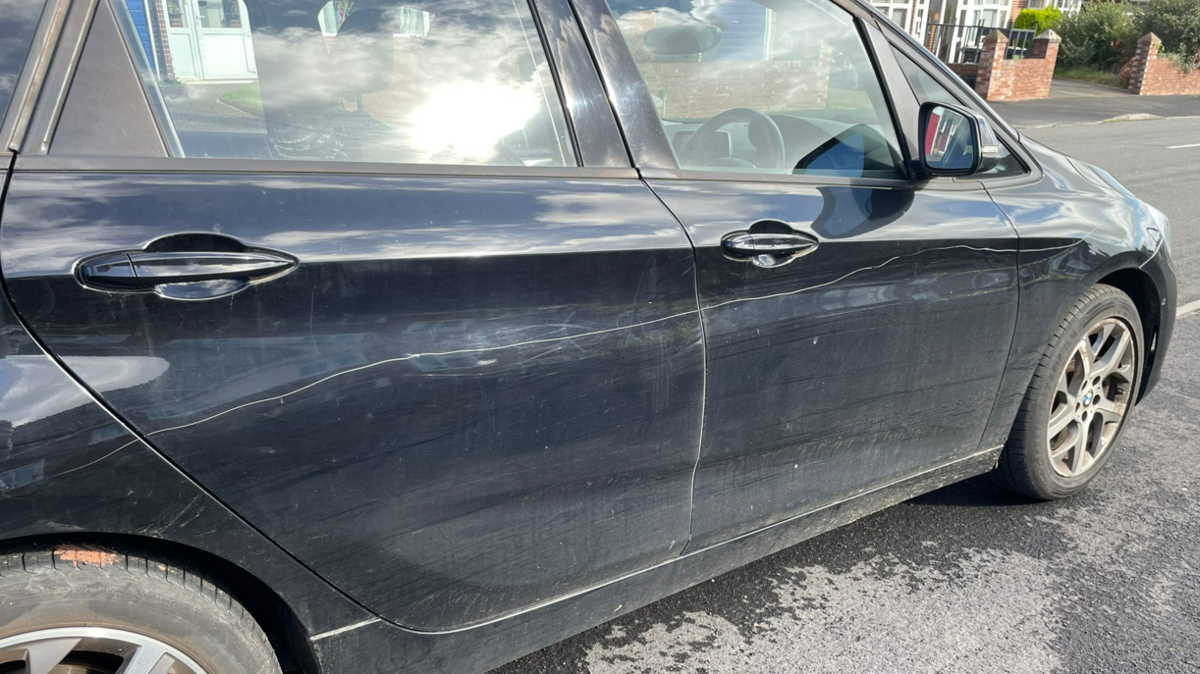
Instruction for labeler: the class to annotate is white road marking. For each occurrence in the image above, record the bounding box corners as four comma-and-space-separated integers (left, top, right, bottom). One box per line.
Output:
1167, 143, 1200, 149
1176, 299, 1200, 317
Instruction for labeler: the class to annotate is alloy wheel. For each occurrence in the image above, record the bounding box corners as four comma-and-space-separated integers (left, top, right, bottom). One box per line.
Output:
0, 627, 206, 674
1046, 317, 1137, 478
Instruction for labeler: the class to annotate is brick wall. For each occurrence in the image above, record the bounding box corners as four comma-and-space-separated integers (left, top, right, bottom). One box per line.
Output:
1128, 32, 1200, 96
947, 62, 979, 80
973, 29, 1059, 101
617, 12, 832, 120
639, 57, 832, 120
152, 0, 175, 80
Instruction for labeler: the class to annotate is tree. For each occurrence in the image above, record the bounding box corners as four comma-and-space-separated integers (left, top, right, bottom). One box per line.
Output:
1137, 0, 1200, 70
1014, 7, 1064, 35
1058, 2, 1137, 70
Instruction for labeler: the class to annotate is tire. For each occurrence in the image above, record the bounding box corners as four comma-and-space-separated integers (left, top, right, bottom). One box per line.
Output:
996, 284, 1143, 500
0, 546, 280, 674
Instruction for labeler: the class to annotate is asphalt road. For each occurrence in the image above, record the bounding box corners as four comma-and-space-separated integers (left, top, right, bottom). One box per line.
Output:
989, 79, 1200, 129
496, 117, 1200, 674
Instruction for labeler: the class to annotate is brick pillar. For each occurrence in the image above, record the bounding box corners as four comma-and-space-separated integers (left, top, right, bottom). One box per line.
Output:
153, 0, 176, 81
1032, 29, 1061, 61
974, 30, 1008, 100
1128, 32, 1160, 95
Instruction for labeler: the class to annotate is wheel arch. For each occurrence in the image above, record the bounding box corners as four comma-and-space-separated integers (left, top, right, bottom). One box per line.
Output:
0, 532, 319, 674
1096, 266, 1161, 403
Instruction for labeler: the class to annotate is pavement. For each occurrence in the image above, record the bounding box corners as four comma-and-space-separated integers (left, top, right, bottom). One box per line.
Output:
496, 117, 1200, 674
990, 79, 1199, 128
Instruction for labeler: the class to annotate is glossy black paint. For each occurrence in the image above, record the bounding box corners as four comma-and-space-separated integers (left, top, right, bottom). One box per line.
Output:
978, 140, 1175, 449
649, 178, 1019, 549
0, 0, 1179, 672
528, 0, 630, 168
0, 166, 376, 651
1, 170, 705, 632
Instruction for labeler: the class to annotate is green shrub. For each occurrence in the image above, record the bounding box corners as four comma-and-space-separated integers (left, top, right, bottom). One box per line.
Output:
1058, 2, 1138, 71
1014, 7, 1063, 34
1137, 0, 1200, 71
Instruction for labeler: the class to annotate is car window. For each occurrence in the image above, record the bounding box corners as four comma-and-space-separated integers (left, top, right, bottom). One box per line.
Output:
606, 0, 905, 179
113, 0, 575, 167
1, 0, 47, 129
892, 47, 1026, 178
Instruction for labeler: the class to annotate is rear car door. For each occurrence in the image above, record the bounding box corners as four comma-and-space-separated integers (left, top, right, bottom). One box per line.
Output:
588, 0, 1021, 549
0, 0, 704, 631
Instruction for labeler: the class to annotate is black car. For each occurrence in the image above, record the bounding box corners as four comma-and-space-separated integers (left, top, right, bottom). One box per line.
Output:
0, 0, 1174, 671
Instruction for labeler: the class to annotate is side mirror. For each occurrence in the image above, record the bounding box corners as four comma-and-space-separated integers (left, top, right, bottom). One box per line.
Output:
918, 102, 1001, 177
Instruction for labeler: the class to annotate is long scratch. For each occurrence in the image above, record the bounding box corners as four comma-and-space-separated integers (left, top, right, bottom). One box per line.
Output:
45, 438, 140, 479
148, 240, 1082, 439
147, 310, 700, 437
707, 243, 1025, 311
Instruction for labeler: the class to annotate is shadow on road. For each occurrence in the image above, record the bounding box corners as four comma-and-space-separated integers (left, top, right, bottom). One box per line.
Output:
909, 474, 1034, 508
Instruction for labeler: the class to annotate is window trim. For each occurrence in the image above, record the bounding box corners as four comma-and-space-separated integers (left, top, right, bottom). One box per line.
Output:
574, 0, 916, 185
109, 0, 177, 156
528, 0, 630, 167
1, 0, 66, 155
15, 154, 639, 179
16, 0, 103, 157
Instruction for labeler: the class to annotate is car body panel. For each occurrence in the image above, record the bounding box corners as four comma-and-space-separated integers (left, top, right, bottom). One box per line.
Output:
647, 179, 1019, 548
0, 169, 705, 632
979, 140, 1176, 450
0, 246, 374, 646
302, 444, 999, 674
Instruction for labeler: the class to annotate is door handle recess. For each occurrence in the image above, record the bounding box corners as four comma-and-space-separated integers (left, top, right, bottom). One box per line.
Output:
721, 222, 819, 269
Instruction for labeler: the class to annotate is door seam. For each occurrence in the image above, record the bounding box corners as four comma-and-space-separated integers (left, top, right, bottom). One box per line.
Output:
978, 181, 1024, 455
641, 176, 708, 557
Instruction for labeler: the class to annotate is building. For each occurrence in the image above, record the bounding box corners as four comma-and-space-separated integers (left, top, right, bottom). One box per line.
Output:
1022, 0, 1083, 14
871, 0, 931, 39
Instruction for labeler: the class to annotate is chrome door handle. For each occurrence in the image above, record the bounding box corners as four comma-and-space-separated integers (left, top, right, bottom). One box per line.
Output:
77, 233, 298, 300
79, 250, 296, 291
721, 222, 819, 268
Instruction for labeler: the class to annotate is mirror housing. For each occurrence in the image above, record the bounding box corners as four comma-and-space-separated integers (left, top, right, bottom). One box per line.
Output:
644, 23, 722, 56
918, 102, 1001, 177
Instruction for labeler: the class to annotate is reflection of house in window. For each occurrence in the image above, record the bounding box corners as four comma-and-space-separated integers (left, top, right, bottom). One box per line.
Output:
318, 2, 433, 37
137, 0, 257, 81
868, 0, 928, 39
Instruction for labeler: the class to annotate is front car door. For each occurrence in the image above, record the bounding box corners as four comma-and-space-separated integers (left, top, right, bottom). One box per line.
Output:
0, 0, 704, 632
583, 0, 1022, 548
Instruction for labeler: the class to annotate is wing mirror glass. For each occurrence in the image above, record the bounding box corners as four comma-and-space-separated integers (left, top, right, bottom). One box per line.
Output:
918, 102, 1001, 177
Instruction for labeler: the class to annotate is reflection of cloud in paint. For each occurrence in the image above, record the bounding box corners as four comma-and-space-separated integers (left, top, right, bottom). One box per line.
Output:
0, 356, 168, 427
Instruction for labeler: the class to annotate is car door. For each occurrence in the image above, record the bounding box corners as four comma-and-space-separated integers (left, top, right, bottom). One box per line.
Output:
585, 0, 1021, 549
0, 0, 704, 632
